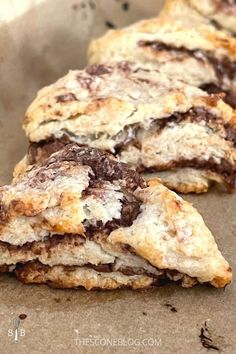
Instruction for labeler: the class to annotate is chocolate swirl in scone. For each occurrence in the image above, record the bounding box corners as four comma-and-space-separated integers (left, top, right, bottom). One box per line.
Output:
159, 0, 236, 105
88, 12, 236, 108
138, 40, 236, 108
30, 143, 144, 192
3, 145, 144, 242
16, 62, 236, 193
0, 145, 232, 289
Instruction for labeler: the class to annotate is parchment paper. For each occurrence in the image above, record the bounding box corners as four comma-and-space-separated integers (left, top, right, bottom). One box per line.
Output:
0, 1, 235, 353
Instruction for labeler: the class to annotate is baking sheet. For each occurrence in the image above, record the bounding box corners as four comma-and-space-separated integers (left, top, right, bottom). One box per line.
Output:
0, 1, 235, 353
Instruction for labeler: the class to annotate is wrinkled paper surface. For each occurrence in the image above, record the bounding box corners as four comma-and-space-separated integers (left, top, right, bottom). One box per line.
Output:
0, 1, 235, 353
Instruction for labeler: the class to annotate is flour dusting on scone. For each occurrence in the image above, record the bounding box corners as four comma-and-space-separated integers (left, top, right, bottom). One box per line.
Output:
0, 144, 232, 289
16, 62, 236, 193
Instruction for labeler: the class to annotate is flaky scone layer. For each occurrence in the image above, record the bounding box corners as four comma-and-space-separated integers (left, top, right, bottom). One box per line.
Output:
88, 13, 236, 108
13, 157, 221, 194
88, 15, 236, 63
15, 261, 201, 290
0, 145, 232, 288
15, 263, 156, 290
2, 145, 143, 246
24, 62, 236, 144
144, 169, 212, 194
18, 62, 236, 192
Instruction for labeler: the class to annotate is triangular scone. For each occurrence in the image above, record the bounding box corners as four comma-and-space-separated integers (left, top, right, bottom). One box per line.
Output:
88, 15, 236, 108
1, 144, 232, 289
16, 62, 236, 193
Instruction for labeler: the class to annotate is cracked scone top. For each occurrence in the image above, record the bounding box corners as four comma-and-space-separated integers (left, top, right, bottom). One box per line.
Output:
18, 62, 236, 193
88, 13, 236, 108
0, 144, 232, 289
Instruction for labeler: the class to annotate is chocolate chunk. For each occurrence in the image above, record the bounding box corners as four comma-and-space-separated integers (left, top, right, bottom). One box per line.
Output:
200, 83, 236, 108
40, 144, 145, 191
26, 143, 145, 193
56, 93, 77, 103
86, 263, 113, 272
28, 135, 71, 165
86, 64, 113, 76
208, 55, 236, 82
200, 83, 223, 95
86, 191, 141, 235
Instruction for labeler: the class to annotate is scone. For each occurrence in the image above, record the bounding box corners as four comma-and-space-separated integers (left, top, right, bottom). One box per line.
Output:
88, 15, 236, 108
161, 0, 236, 36
188, 0, 236, 36
0, 144, 232, 289
160, 0, 211, 26
15, 62, 236, 193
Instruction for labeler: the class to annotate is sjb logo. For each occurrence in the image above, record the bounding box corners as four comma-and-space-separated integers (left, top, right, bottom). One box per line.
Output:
8, 317, 26, 343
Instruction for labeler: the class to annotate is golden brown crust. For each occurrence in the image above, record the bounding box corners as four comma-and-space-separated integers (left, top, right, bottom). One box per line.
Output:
15, 262, 156, 290
88, 15, 236, 61
88, 10, 236, 114
23, 62, 236, 144
16, 61, 236, 193
0, 146, 232, 288
143, 169, 211, 194
1, 145, 144, 245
